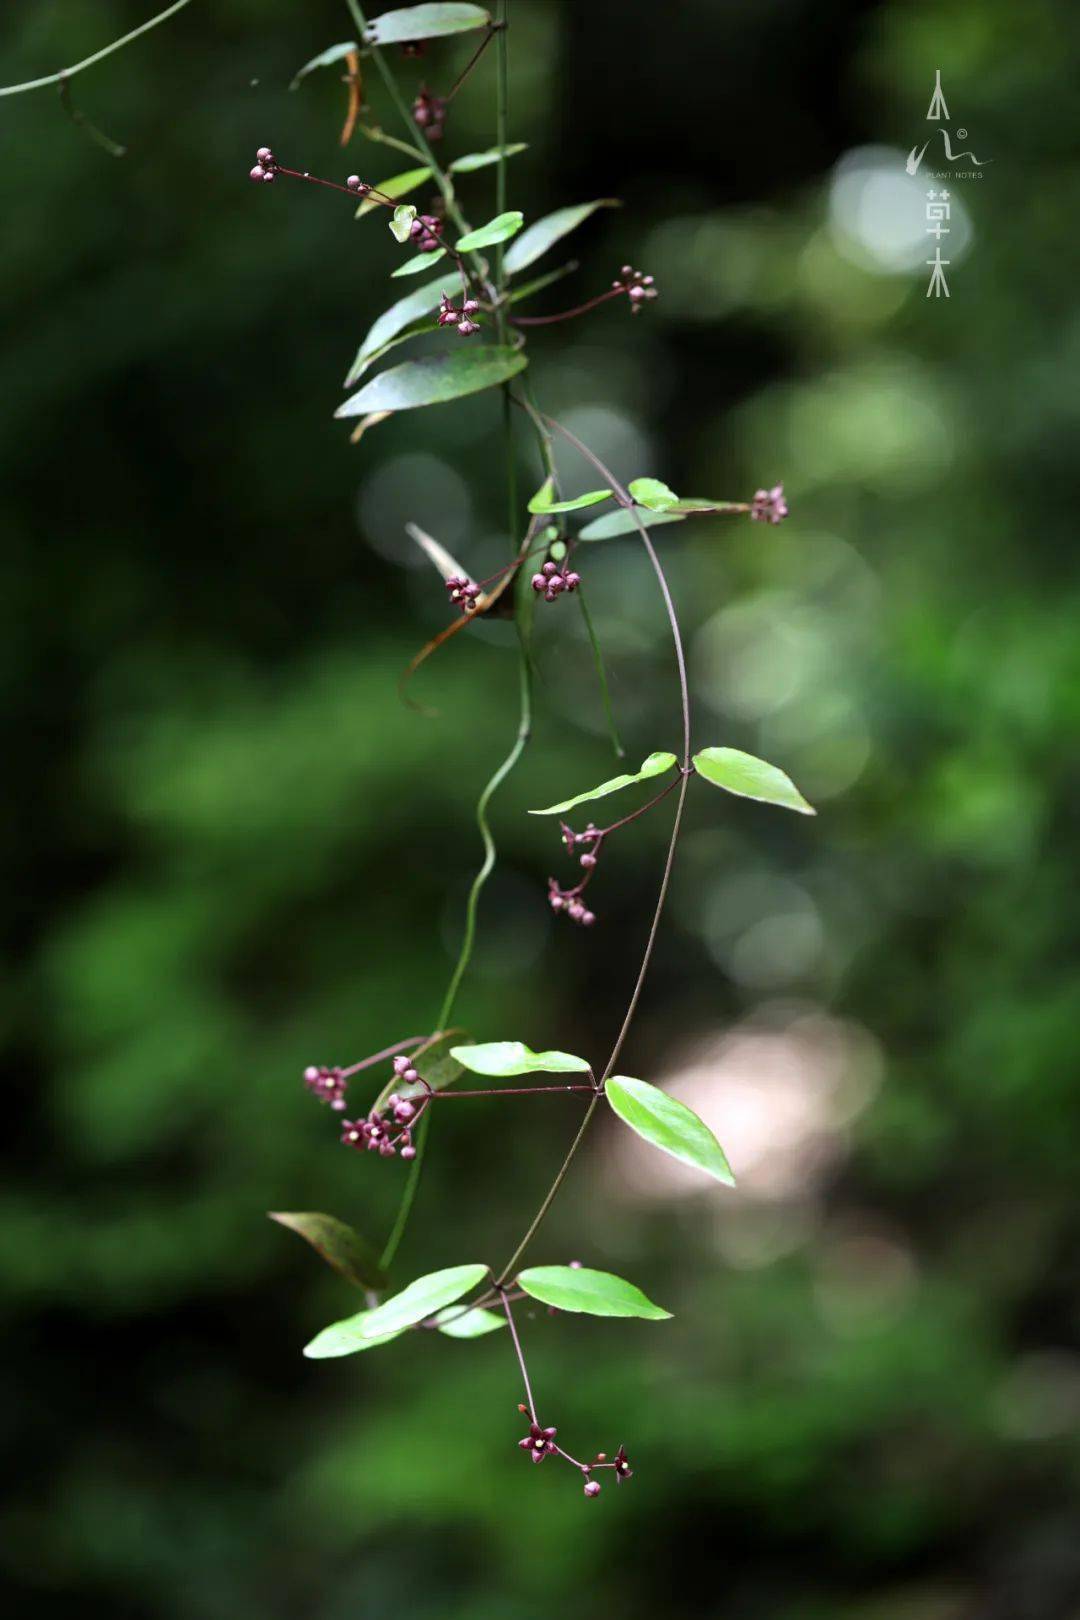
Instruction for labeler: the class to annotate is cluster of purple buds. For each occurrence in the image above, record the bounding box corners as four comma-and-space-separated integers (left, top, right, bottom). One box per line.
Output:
445, 573, 482, 612
346, 175, 372, 197
411, 212, 445, 253
412, 86, 447, 140
547, 877, 596, 928
249, 146, 278, 184
530, 559, 581, 603
750, 482, 788, 524
613, 264, 658, 314
438, 292, 482, 337
341, 1055, 421, 1161
303, 1064, 348, 1111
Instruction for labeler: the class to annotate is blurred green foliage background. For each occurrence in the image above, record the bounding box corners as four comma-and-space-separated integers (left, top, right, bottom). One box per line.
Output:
3, 1, 1079, 1616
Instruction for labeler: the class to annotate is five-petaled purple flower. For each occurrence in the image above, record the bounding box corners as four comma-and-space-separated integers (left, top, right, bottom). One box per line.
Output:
303, 1064, 347, 1111
613, 1444, 633, 1482
519, 1420, 558, 1463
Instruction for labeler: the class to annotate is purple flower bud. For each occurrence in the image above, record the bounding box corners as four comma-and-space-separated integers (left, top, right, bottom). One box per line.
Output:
542, 561, 557, 576
262, 171, 275, 184
750, 482, 788, 525
394, 1100, 415, 1122
580, 852, 597, 869
250, 165, 266, 182
456, 317, 480, 337
462, 298, 479, 314
531, 573, 546, 592
564, 571, 581, 590
629, 285, 646, 301
584, 1480, 601, 1497
400, 1144, 417, 1160
403, 1067, 419, 1083
547, 574, 564, 594
393, 1055, 412, 1075
581, 910, 596, 926
257, 147, 273, 164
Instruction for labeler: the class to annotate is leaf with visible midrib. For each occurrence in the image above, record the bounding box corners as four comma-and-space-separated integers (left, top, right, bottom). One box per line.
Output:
269, 1211, 388, 1290
336, 347, 527, 417
517, 1265, 671, 1320
449, 1040, 591, 1077
577, 507, 687, 542
345, 274, 449, 386
604, 1076, 735, 1186
304, 1263, 489, 1357
363, 4, 491, 47
527, 477, 612, 515
434, 1304, 505, 1338
693, 747, 815, 815
355, 165, 432, 218
503, 200, 620, 276
529, 750, 677, 816
456, 211, 524, 253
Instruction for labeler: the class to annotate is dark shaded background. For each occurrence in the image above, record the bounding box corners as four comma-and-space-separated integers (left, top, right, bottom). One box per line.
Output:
3, 2, 1079, 1617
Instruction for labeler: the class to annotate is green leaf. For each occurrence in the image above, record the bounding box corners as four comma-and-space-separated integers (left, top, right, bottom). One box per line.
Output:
389, 204, 418, 244
527, 477, 612, 515
455, 210, 524, 253
449, 1041, 591, 1076
577, 507, 687, 541
529, 749, 678, 816
434, 1304, 505, 1338
302, 1312, 405, 1358
304, 1263, 489, 1357
628, 476, 680, 511
391, 246, 447, 277
268, 1211, 388, 1290
336, 346, 527, 418
517, 1265, 671, 1320
345, 274, 449, 386
449, 143, 528, 174
604, 1076, 735, 1187
362, 3, 491, 46
289, 41, 358, 91
343, 318, 441, 388
355, 164, 432, 217
503, 199, 620, 276
692, 746, 815, 815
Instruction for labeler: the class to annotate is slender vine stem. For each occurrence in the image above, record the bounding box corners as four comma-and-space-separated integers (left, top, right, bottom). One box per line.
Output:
494, 418, 694, 1281
575, 587, 626, 760
499, 1288, 537, 1419
0, 0, 192, 98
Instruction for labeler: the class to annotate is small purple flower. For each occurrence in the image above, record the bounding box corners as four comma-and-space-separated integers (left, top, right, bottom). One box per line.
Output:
409, 212, 444, 253
750, 483, 788, 525
612, 264, 658, 314
518, 1421, 558, 1464
613, 1444, 633, 1483
304, 1064, 348, 1111
412, 87, 447, 140
445, 574, 482, 613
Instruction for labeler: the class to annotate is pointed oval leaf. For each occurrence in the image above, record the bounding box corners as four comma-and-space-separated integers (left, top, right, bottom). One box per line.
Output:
356, 164, 432, 217
345, 274, 449, 386
456, 211, 524, 253
605, 1076, 735, 1187
449, 143, 528, 174
529, 750, 677, 816
363, 5, 491, 47
269, 1211, 388, 1290
577, 507, 686, 541
336, 346, 527, 418
344, 319, 441, 388
391, 247, 447, 278
527, 477, 612, 515
306, 1263, 489, 1357
449, 1041, 590, 1076
303, 1311, 406, 1358
390, 204, 418, 244
503, 199, 621, 276
517, 1265, 671, 1320
693, 747, 815, 815
290, 40, 358, 90
434, 1304, 505, 1338
628, 476, 680, 511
